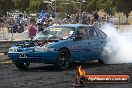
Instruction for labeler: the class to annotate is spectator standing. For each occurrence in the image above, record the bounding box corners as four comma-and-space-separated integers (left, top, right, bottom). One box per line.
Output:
93, 11, 99, 21
0, 16, 4, 33
75, 14, 79, 23
76, 11, 80, 23
28, 19, 37, 40
16, 14, 25, 33
63, 14, 71, 24
7, 17, 15, 33
81, 12, 87, 24
0, 17, 3, 31
37, 22, 44, 33
23, 15, 30, 31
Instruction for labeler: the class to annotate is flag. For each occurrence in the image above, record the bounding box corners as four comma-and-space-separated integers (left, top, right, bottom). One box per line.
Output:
38, 10, 46, 24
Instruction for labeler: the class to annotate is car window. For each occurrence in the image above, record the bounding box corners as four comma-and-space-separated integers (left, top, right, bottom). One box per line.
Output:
94, 28, 102, 39
96, 28, 107, 39
33, 27, 75, 40
77, 26, 88, 40
88, 27, 98, 40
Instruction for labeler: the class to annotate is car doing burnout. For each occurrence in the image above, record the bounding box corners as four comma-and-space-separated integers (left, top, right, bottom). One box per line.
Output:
8, 24, 108, 69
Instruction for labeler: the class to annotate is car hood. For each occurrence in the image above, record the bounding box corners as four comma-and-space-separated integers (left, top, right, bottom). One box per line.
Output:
14, 40, 59, 47
9, 40, 60, 52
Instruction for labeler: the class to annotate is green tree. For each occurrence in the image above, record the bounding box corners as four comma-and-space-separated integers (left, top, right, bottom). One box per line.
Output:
84, 0, 98, 12
115, 0, 132, 23
12, 0, 21, 10
96, 0, 115, 16
19, 0, 30, 12
0, 0, 13, 15
28, 0, 38, 13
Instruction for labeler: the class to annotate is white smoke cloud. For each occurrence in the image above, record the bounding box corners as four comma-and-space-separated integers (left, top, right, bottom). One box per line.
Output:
101, 24, 132, 64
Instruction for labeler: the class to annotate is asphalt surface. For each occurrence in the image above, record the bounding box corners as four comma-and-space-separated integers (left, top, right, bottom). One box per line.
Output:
0, 56, 132, 88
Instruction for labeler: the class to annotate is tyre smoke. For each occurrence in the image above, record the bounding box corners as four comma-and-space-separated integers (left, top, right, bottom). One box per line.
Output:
101, 24, 132, 64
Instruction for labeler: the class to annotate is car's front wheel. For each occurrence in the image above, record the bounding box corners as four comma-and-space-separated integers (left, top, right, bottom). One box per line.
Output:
15, 63, 30, 69
55, 49, 70, 69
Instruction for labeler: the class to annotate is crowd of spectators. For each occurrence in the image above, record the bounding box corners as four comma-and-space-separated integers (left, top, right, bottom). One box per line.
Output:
0, 11, 112, 40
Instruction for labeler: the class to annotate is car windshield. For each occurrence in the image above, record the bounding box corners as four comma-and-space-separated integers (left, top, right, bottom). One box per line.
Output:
33, 26, 75, 40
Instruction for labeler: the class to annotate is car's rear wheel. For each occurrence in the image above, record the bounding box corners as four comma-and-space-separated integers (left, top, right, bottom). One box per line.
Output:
55, 49, 70, 69
15, 63, 30, 69
99, 48, 110, 64
98, 59, 105, 64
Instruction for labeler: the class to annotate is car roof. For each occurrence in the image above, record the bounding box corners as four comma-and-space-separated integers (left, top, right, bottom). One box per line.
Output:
49, 24, 94, 28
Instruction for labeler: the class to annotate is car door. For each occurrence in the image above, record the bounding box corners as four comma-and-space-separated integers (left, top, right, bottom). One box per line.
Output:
95, 28, 108, 55
86, 27, 102, 59
71, 26, 92, 61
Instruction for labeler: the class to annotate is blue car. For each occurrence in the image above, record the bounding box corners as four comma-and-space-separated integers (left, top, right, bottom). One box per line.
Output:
8, 24, 108, 69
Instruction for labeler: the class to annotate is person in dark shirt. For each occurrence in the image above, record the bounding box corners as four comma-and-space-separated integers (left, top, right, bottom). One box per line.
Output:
82, 12, 87, 24
16, 14, 25, 33
93, 11, 99, 21
37, 22, 44, 33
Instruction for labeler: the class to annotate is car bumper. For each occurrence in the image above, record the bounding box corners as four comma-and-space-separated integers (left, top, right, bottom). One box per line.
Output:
8, 51, 58, 63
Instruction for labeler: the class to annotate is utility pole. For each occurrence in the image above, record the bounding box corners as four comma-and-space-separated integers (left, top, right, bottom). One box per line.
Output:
79, 2, 81, 23
38, 0, 41, 14
79, 0, 85, 23
50, 0, 56, 16
55, 0, 56, 16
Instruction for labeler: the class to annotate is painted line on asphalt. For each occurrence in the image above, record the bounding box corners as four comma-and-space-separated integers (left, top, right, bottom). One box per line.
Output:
0, 60, 12, 64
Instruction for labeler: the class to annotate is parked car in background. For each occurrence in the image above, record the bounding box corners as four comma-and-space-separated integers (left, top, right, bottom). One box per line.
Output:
8, 24, 108, 69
